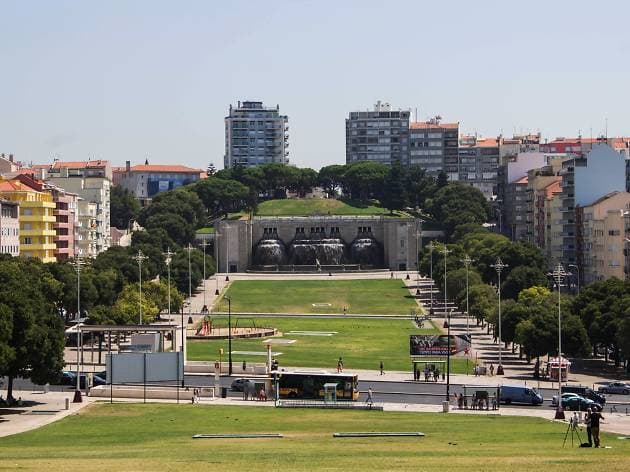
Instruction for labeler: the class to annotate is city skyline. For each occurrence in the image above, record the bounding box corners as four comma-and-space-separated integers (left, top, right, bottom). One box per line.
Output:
2, 1, 630, 170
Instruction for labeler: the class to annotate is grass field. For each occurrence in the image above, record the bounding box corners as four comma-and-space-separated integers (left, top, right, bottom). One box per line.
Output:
1, 403, 628, 471
255, 198, 405, 217
188, 316, 473, 373
214, 279, 420, 315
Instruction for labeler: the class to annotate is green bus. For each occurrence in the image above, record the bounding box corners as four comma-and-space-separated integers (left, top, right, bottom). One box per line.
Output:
275, 371, 359, 401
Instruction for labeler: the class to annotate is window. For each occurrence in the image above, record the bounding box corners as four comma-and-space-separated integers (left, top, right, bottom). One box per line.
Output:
23, 237, 32, 245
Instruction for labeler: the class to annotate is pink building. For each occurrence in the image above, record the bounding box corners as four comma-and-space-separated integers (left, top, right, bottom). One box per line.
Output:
47, 185, 79, 261
0, 200, 19, 256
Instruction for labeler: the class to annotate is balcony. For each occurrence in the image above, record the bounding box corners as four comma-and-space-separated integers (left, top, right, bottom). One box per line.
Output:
22, 243, 56, 251
21, 215, 56, 223
53, 209, 70, 216
21, 229, 56, 237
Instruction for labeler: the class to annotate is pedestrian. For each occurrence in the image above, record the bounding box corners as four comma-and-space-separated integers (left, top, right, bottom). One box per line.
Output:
424, 367, 429, 382
434, 368, 440, 382
463, 394, 468, 410
380, 360, 384, 375
489, 363, 495, 376
457, 393, 463, 409
585, 408, 593, 447
590, 409, 604, 447
366, 387, 374, 406
337, 357, 344, 373
474, 365, 479, 377
491, 393, 497, 410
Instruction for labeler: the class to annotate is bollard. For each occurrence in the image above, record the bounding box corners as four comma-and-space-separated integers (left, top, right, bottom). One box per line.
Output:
65, 398, 70, 410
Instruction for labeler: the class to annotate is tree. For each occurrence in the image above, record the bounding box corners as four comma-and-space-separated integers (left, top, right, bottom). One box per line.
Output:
341, 161, 388, 201
318, 165, 346, 198
113, 280, 184, 324
0, 257, 65, 401
193, 178, 250, 218
467, 283, 498, 325
137, 188, 206, 238
406, 165, 436, 210
515, 287, 589, 362
436, 171, 448, 188
573, 278, 629, 361
144, 213, 194, 247
289, 168, 319, 197
0, 304, 14, 377
110, 185, 141, 230
501, 266, 549, 301
428, 183, 491, 238
381, 162, 408, 213
446, 267, 483, 306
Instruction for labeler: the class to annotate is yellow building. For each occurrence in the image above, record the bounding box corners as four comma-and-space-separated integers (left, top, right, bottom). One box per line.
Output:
581, 191, 630, 284
0, 177, 56, 262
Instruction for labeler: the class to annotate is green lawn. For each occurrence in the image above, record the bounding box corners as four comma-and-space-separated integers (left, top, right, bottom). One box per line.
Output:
195, 226, 215, 234
188, 316, 472, 373
1, 403, 628, 471
255, 198, 405, 217
214, 279, 420, 315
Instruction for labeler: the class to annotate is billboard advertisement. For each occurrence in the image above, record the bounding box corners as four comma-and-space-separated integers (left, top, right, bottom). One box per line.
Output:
410, 334, 471, 356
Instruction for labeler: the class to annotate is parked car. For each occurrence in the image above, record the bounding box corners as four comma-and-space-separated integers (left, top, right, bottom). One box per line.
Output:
231, 378, 249, 392
562, 385, 606, 405
598, 382, 630, 395
551, 392, 580, 406
57, 371, 77, 386
562, 394, 602, 412
500, 385, 544, 405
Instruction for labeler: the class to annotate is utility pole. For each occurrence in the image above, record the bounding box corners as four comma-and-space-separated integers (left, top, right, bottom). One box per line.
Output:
550, 263, 568, 420
427, 241, 435, 316
163, 247, 174, 319
215, 231, 221, 295
461, 254, 473, 374
72, 255, 85, 403
200, 240, 210, 310
490, 258, 508, 375
133, 250, 149, 325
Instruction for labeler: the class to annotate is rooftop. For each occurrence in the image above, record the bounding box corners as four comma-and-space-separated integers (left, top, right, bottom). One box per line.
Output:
115, 164, 205, 174
410, 121, 458, 130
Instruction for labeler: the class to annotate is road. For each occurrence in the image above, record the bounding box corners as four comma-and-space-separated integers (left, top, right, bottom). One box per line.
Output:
6, 375, 630, 412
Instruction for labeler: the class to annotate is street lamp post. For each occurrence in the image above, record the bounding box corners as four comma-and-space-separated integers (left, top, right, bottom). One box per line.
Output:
133, 250, 149, 325
415, 227, 422, 296
228, 296, 233, 376
200, 240, 210, 310
446, 309, 452, 402
550, 263, 568, 420
72, 255, 85, 403
427, 241, 435, 316
461, 254, 473, 374
225, 224, 230, 282
490, 258, 508, 375
214, 231, 221, 295
440, 245, 452, 312
163, 248, 174, 319
186, 243, 193, 314
568, 263, 580, 295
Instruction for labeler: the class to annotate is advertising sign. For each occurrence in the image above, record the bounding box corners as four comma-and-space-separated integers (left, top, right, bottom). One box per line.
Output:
410, 334, 471, 356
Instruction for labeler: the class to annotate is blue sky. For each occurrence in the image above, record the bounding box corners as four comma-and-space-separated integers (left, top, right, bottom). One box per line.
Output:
1, 0, 629, 170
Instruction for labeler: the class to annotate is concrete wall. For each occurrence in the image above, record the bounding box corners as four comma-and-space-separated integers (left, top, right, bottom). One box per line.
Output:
215, 216, 420, 272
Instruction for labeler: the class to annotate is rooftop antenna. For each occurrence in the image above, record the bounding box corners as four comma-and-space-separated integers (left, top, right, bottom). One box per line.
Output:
605, 117, 608, 140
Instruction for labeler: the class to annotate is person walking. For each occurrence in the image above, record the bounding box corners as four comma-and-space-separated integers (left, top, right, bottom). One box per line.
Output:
337, 357, 344, 373
379, 360, 384, 375
489, 363, 495, 376
366, 387, 374, 406
590, 409, 604, 447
